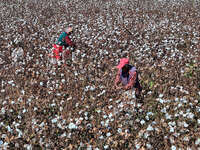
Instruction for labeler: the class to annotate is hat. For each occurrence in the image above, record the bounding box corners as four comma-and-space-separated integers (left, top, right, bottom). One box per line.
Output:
65, 27, 73, 33
116, 58, 129, 69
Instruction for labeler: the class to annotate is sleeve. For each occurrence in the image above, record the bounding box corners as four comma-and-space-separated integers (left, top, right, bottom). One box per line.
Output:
125, 71, 137, 89
115, 70, 121, 85
65, 36, 74, 46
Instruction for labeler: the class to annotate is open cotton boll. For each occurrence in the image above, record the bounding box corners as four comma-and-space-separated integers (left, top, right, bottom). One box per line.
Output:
68, 123, 77, 129
171, 145, 176, 150
147, 125, 154, 131
195, 138, 200, 145
51, 118, 57, 123
140, 120, 145, 125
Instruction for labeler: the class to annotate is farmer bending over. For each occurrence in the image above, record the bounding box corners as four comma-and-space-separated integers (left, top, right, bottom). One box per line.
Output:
51, 27, 75, 60
114, 58, 142, 98
57, 27, 75, 49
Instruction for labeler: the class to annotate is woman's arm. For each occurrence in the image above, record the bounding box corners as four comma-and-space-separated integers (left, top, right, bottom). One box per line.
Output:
124, 71, 137, 90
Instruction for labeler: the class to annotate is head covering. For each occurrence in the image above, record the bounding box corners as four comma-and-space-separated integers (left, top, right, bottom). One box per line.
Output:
65, 27, 73, 33
116, 58, 129, 69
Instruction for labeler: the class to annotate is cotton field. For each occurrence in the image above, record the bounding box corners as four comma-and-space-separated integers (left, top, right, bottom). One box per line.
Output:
0, 0, 200, 149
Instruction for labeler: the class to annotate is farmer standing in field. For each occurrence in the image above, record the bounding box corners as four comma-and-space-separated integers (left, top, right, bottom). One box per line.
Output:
50, 27, 75, 60
114, 58, 142, 98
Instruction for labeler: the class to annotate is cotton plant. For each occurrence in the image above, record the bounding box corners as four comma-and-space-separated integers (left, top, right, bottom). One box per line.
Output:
1, 0, 200, 149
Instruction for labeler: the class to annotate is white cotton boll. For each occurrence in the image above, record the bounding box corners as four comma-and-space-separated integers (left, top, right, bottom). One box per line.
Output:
197, 106, 200, 112
171, 145, 176, 150
159, 94, 164, 98
189, 103, 193, 106
1, 108, 5, 114
118, 128, 122, 133
183, 136, 189, 142
84, 112, 88, 116
146, 143, 152, 149
61, 73, 64, 77
118, 102, 124, 108
161, 108, 167, 113
152, 121, 157, 125
39, 122, 45, 127
136, 143, 141, 149
7, 126, 12, 132
101, 121, 104, 126
108, 105, 113, 109
21, 90, 25, 95
116, 100, 121, 103
197, 119, 200, 124
99, 135, 104, 139
108, 113, 113, 118
140, 120, 145, 125
40, 82, 43, 86
1, 89, 5, 92
67, 133, 71, 138
90, 86, 95, 91
135, 119, 140, 122
105, 119, 109, 125
0, 140, 3, 145
175, 98, 179, 102
187, 112, 194, 119
2, 134, 6, 138
145, 115, 149, 121
2, 101, 7, 105
165, 113, 172, 120
59, 107, 63, 111
57, 123, 63, 129
97, 90, 106, 97
186, 109, 191, 112
22, 109, 27, 113
106, 132, 111, 137
68, 123, 77, 129
104, 145, 109, 149
51, 103, 56, 107
178, 103, 182, 108
61, 132, 66, 138
87, 145, 92, 150
147, 125, 154, 131
96, 109, 101, 113
159, 98, 164, 104
8, 80, 14, 84
51, 118, 57, 123
56, 93, 61, 96
26, 144, 32, 150
170, 127, 174, 133
183, 122, 189, 128
147, 112, 154, 116
179, 111, 183, 115
195, 138, 200, 145
16, 128, 23, 137
56, 84, 59, 88
2, 142, 8, 149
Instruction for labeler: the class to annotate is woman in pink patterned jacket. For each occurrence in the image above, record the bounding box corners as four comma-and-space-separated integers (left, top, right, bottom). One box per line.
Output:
114, 58, 142, 98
